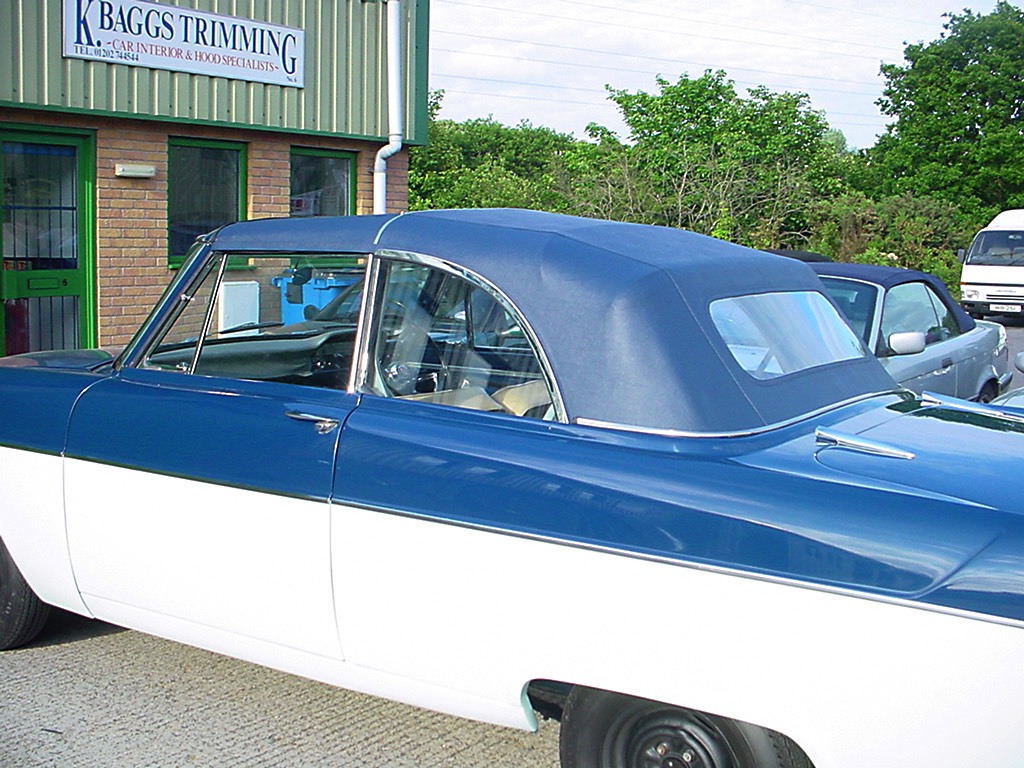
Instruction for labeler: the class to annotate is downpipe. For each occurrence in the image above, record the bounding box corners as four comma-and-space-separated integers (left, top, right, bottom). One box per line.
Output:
373, 0, 404, 214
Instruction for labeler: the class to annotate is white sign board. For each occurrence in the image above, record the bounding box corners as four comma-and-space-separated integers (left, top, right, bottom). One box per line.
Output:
63, 0, 304, 88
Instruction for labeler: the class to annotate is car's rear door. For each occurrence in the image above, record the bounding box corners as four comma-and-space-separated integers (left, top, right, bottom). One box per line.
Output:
64, 252, 359, 659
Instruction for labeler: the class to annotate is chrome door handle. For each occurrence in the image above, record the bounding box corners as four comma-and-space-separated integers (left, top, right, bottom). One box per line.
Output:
286, 411, 340, 435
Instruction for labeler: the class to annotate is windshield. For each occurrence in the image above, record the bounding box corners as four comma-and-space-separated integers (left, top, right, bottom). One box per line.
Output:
966, 230, 1024, 265
817, 277, 878, 345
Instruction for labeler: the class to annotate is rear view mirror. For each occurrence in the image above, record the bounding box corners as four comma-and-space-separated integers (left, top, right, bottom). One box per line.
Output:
957, 248, 967, 263
1015, 351, 1024, 374
888, 331, 927, 356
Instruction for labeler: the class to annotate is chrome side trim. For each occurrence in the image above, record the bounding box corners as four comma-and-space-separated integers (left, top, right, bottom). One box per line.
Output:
573, 390, 905, 439
343, 498, 1024, 632
922, 391, 1024, 424
814, 427, 915, 460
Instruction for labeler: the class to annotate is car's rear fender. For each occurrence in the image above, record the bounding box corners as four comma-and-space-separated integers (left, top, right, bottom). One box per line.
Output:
964, 322, 1010, 399
334, 499, 1024, 768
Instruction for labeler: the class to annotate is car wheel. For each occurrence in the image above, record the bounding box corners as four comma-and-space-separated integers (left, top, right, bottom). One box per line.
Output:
559, 687, 813, 768
0, 536, 50, 650
977, 381, 999, 404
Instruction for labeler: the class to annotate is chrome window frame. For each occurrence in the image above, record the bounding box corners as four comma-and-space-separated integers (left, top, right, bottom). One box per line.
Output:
349, 248, 568, 424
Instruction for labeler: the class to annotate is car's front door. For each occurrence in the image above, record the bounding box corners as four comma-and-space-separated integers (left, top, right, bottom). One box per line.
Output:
328, 255, 562, 690
878, 281, 960, 396
64, 252, 360, 659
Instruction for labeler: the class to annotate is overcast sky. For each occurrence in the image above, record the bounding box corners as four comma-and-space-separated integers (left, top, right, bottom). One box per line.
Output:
429, 0, 1000, 150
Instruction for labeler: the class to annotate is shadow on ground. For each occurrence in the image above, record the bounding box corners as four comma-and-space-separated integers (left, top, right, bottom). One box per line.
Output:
29, 608, 125, 649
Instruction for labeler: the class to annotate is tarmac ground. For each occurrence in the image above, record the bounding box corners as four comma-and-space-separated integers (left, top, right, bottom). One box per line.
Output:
1, 610, 560, 768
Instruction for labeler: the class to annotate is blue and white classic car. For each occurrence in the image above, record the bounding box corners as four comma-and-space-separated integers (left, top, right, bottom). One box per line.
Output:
3, 209, 1024, 768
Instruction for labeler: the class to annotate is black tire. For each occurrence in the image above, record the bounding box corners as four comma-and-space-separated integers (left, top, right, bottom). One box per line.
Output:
559, 687, 813, 768
977, 381, 999, 404
0, 536, 50, 650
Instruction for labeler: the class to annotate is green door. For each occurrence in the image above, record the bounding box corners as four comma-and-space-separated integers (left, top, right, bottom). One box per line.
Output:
1, 132, 94, 356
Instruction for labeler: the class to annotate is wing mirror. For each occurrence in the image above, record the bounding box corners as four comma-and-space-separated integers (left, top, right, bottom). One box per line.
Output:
888, 331, 927, 356
1014, 351, 1024, 374
957, 247, 967, 264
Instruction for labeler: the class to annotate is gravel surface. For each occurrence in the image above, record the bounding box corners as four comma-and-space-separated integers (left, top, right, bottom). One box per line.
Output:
1, 611, 560, 768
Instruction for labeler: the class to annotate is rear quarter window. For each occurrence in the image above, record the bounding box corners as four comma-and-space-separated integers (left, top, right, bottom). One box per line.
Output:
711, 291, 867, 380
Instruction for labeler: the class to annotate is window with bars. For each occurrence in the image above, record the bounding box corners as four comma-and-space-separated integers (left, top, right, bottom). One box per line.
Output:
2, 142, 78, 271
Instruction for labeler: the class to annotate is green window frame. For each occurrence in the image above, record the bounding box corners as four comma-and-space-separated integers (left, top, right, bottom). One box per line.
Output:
168, 138, 247, 268
290, 147, 356, 218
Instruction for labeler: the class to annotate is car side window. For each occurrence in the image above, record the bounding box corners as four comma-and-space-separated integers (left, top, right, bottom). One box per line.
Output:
925, 286, 961, 340
879, 282, 953, 354
140, 252, 363, 390
818, 278, 878, 346
366, 260, 556, 420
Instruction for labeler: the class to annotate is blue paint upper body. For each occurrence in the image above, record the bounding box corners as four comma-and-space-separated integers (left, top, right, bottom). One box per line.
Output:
3, 209, 1024, 626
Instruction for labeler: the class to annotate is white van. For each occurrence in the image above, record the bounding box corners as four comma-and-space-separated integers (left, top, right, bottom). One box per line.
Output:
960, 209, 1024, 317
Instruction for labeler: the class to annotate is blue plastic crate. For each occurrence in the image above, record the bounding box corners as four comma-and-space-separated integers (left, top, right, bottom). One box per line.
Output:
272, 271, 360, 325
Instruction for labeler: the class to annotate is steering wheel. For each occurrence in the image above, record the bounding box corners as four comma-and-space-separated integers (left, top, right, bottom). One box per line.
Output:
378, 301, 451, 396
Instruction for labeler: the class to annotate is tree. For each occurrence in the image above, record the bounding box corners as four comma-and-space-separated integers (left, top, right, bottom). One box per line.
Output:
570, 72, 838, 247
874, 2, 1024, 219
807, 192, 971, 290
408, 91, 576, 211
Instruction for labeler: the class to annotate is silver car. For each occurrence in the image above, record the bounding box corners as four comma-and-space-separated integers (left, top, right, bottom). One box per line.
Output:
813, 262, 1011, 401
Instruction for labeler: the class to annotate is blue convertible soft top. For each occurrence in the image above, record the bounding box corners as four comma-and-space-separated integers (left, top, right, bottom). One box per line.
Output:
209, 209, 897, 433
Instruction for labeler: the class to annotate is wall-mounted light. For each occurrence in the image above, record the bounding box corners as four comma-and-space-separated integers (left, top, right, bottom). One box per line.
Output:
115, 163, 157, 178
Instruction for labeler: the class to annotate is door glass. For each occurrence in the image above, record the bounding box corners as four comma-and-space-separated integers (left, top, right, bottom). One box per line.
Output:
2, 140, 83, 355
368, 260, 556, 419
925, 286, 961, 340
879, 282, 941, 354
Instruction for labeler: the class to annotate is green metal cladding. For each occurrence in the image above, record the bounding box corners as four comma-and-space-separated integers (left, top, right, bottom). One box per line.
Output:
0, 0, 429, 144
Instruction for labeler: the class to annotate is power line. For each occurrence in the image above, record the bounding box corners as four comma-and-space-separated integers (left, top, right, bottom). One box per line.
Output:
775, 0, 950, 27
432, 45, 883, 96
433, 69, 884, 109
435, 0, 897, 62
435, 83, 886, 123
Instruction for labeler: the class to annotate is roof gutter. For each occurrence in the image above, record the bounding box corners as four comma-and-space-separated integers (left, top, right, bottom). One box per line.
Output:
373, 0, 404, 215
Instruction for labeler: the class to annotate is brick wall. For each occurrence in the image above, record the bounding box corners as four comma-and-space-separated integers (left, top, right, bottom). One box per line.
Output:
0, 107, 408, 349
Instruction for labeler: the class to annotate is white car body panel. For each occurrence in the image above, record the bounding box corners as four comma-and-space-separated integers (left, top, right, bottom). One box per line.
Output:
11, 447, 1023, 767
64, 460, 343, 660
334, 504, 1024, 768
0, 446, 90, 615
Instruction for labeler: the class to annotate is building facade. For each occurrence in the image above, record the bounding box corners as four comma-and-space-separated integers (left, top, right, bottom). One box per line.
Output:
1, 0, 428, 352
